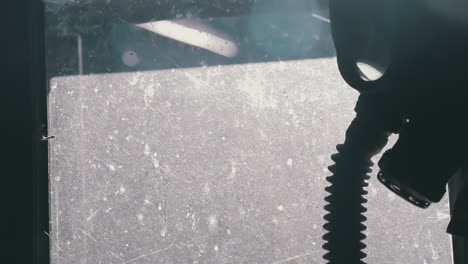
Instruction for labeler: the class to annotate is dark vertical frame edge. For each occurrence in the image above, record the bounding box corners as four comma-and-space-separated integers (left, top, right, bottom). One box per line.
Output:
448, 171, 466, 264
29, 0, 50, 263
2, 0, 49, 263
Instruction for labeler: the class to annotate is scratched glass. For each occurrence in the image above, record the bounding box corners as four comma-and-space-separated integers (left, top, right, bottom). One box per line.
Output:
46, 1, 452, 263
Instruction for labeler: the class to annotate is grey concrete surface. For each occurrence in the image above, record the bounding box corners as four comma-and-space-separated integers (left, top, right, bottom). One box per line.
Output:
49, 58, 452, 263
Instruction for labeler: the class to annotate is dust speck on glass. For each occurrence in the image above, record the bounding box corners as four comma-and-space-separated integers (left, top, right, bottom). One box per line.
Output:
45, 0, 452, 263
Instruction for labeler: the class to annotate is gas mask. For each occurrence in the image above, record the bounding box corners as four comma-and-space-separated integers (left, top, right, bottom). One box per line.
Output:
322, 0, 468, 262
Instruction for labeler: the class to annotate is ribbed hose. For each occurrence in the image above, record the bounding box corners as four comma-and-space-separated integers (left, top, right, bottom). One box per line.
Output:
322, 115, 389, 264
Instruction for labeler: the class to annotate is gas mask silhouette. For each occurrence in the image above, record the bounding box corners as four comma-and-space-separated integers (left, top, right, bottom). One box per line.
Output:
322, 0, 468, 262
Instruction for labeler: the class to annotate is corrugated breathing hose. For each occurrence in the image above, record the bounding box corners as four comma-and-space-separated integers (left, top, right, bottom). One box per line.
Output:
322, 113, 389, 264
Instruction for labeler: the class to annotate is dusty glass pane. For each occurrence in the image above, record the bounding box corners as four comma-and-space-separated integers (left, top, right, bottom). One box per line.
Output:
46, 1, 452, 263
